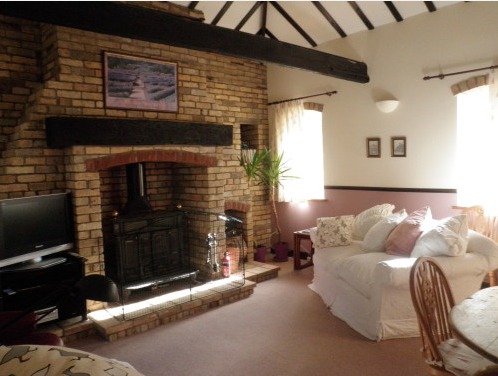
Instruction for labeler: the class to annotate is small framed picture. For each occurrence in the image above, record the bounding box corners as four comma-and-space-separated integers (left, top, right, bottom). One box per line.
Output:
391, 137, 406, 157
367, 137, 381, 158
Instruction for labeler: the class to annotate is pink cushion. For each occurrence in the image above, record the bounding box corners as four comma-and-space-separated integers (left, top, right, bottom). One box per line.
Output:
385, 206, 432, 256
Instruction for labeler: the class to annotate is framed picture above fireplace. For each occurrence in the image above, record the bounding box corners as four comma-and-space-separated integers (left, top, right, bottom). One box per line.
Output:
103, 52, 178, 112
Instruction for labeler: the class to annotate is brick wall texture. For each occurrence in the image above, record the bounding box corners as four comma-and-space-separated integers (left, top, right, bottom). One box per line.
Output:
0, 15, 273, 303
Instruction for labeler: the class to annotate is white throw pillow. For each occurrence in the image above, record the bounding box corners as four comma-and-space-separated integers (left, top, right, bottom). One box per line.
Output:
362, 210, 407, 253
411, 215, 468, 257
352, 203, 395, 240
316, 215, 355, 248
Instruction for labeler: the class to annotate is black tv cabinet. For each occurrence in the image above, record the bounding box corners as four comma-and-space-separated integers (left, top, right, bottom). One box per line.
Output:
0, 252, 87, 324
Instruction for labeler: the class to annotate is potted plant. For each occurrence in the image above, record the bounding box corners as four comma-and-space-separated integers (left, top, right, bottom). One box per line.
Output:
240, 148, 295, 262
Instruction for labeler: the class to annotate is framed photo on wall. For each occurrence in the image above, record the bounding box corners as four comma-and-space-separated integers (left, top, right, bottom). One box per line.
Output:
103, 52, 178, 112
391, 137, 406, 157
367, 137, 381, 158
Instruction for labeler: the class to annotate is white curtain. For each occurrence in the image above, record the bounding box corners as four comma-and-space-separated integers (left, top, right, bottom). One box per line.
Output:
456, 71, 498, 215
272, 100, 324, 202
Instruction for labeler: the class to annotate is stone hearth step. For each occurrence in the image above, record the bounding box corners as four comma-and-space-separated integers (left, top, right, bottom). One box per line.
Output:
41, 262, 280, 343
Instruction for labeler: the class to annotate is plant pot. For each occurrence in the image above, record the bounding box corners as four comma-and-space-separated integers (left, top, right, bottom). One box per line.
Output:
273, 242, 289, 262
254, 246, 267, 262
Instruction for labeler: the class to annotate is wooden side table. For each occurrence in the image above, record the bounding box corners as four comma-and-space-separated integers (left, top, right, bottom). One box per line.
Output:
293, 230, 314, 270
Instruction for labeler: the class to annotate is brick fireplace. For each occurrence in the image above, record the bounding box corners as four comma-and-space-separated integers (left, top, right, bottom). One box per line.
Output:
0, 11, 272, 314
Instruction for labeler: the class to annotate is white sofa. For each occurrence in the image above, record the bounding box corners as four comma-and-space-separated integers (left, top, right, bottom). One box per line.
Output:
308, 204, 498, 341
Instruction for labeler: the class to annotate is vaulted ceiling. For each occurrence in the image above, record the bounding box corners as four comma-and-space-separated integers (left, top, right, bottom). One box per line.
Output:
171, 1, 461, 48
0, 1, 462, 83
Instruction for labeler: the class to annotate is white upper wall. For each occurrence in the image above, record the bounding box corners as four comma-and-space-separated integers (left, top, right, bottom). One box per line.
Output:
267, 2, 498, 189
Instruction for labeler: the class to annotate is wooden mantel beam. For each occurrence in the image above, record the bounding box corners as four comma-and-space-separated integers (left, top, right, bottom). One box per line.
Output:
0, 1, 369, 83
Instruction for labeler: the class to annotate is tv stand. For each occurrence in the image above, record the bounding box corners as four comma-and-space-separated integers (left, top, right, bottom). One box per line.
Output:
2, 257, 67, 272
0, 252, 87, 323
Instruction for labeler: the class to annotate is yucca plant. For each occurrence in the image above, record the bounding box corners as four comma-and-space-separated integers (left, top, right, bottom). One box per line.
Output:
240, 148, 295, 245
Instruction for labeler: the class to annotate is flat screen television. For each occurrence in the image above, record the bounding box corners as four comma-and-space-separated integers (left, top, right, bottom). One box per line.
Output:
0, 192, 75, 268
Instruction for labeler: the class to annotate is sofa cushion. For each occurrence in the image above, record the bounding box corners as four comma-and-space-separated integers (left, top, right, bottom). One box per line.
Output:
352, 203, 395, 240
411, 215, 468, 258
385, 206, 432, 257
316, 215, 354, 248
362, 210, 407, 253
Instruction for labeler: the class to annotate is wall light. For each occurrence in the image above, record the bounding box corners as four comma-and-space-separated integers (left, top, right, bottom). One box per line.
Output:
376, 99, 399, 113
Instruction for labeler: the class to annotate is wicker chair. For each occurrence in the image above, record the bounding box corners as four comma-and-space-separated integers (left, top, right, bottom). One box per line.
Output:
409, 257, 493, 376
459, 205, 498, 286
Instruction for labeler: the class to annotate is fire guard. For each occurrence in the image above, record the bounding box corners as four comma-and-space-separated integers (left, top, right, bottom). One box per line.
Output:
102, 209, 246, 321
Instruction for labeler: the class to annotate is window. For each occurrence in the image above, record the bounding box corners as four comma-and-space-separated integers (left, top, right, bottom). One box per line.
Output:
455, 74, 498, 214
272, 100, 324, 202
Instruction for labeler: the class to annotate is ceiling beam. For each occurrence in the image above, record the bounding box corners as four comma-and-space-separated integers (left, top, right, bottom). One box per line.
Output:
424, 2, 437, 12
349, 1, 374, 30
211, 2, 233, 26
384, 2, 403, 22
235, 1, 264, 31
313, 2, 347, 39
270, 1, 317, 48
259, 1, 268, 37
0, 1, 368, 83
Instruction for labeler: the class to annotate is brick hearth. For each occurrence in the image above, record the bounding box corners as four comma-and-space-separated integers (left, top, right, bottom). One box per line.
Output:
43, 262, 279, 343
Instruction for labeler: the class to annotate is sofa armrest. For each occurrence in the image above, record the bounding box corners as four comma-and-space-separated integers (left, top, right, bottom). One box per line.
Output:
374, 253, 489, 289
374, 258, 416, 289
309, 227, 318, 244
467, 230, 498, 271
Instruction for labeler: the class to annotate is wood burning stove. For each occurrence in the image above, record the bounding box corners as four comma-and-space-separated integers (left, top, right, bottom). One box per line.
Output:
104, 210, 198, 300
103, 162, 198, 300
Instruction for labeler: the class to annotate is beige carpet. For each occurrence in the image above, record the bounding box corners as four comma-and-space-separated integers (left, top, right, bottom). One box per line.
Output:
70, 260, 427, 376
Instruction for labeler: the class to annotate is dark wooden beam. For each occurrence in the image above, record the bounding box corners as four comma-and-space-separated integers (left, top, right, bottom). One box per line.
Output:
424, 1, 437, 12
211, 2, 233, 26
313, 1, 347, 38
259, 1, 268, 37
384, 1, 403, 22
45, 117, 233, 148
0, 1, 368, 83
265, 28, 278, 41
188, 2, 199, 11
348, 1, 374, 30
270, 1, 317, 47
235, 1, 264, 31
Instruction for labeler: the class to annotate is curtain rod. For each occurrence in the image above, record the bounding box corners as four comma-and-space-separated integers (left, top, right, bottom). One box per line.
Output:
423, 64, 498, 81
268, 90, 337, 105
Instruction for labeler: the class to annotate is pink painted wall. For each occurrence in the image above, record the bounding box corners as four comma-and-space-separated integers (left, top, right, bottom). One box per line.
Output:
276, 188, 458, 247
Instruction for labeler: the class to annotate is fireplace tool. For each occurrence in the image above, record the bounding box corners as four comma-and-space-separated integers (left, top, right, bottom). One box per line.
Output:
206, 233, 219, 273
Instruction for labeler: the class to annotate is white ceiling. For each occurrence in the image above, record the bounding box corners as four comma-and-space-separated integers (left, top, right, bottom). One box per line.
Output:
170, 1, 461, 48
